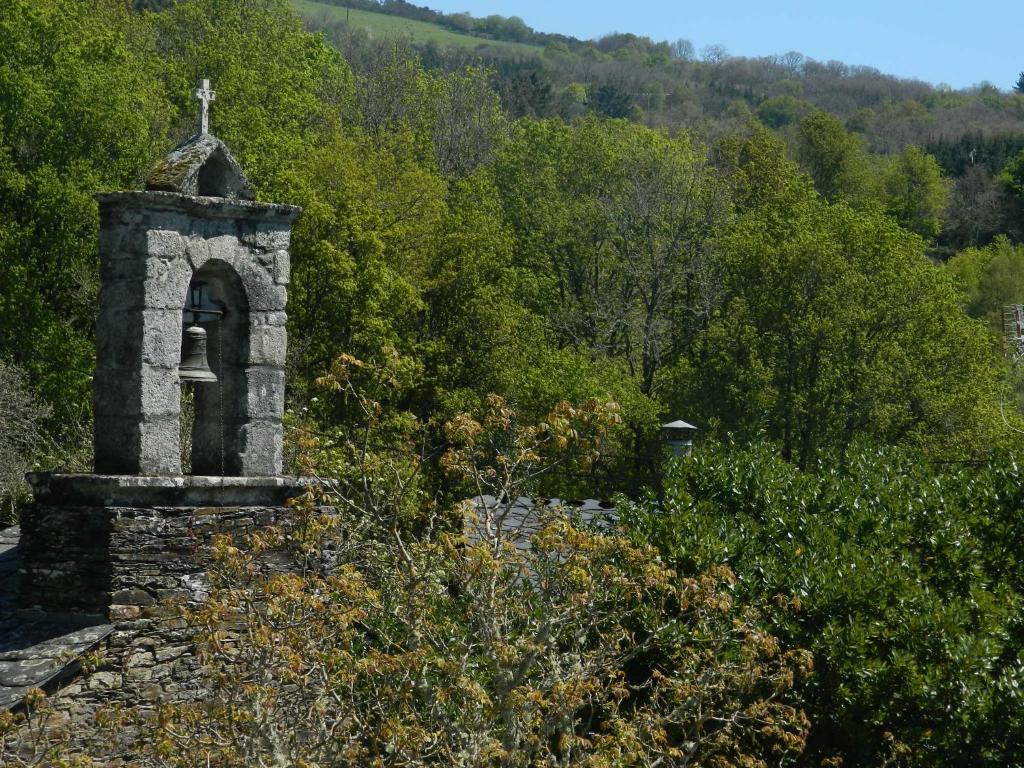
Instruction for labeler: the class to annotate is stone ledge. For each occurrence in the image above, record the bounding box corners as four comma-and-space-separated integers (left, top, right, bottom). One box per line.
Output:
96, 191, 300, 223
26, 474, 317, 508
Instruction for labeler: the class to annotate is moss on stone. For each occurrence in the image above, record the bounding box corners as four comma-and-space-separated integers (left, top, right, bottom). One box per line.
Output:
145, 134, 253, 199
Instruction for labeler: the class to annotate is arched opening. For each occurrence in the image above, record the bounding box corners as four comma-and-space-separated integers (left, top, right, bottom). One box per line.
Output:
180, 261, 250, 475
197, 148, 235, 197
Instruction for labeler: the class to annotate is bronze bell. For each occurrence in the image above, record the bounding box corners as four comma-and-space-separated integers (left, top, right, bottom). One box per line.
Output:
179, 325, 218, 383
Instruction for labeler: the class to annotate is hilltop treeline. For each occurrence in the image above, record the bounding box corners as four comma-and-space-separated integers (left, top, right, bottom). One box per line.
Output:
141, 1, 1024, 259
2, 1, 1024, 763
305, 2, 1024, 257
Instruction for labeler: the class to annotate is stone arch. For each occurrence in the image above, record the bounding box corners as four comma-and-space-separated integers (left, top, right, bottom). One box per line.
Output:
185, 259, 250, 475
181, 248, 286, 476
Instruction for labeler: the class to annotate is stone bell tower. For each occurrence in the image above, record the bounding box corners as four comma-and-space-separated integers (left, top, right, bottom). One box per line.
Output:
93, 151, 292, 476
18, 81, 309, 617
91, 80, 295, 477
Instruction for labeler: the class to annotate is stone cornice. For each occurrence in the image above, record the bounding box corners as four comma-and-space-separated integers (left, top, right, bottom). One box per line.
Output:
95, 191, 301, 223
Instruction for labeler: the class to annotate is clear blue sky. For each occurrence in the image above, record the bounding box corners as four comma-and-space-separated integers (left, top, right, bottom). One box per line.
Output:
422, 0, 1022, 90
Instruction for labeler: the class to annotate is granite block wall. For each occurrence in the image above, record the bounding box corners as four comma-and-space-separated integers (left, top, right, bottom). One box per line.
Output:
93, 191, 297, 477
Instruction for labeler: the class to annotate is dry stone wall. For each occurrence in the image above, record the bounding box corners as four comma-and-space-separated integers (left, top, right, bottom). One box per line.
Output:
9, 480, 328, 761
18, 474, 309, 617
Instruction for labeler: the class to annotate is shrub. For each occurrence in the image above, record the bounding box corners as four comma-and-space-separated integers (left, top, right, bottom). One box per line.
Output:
621, 442, 1024, 767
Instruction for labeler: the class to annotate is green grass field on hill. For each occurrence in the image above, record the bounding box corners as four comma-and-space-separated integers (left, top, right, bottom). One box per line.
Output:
292, 0, 542, 55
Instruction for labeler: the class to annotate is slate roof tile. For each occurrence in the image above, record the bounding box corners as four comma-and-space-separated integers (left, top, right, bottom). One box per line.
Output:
0, 527, 113, 713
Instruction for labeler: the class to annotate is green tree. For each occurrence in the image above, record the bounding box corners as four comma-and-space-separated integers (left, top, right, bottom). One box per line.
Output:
947, 236, 1024, 333
757, 94, 809, 129
0, 359, 51, 523
793, 111, 876, 206
995, 148, 1024, 241
997, 147, 1024, 199
0, 0, 172, 424
494, 118, 729, 397
882, 145, 952, 240
591, 83, 635, 119
679, 131, 1005, 464
429, 66, 506, 177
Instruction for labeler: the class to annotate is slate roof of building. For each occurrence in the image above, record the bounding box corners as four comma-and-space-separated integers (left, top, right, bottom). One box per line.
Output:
0, 526, 113, 712
466, 496, 618, 553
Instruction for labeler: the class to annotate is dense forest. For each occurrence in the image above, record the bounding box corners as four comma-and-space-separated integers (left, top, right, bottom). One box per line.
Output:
2, 0, 1024, 765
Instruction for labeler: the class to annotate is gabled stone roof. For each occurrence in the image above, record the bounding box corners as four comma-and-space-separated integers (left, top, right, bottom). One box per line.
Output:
145, 133, 253, 200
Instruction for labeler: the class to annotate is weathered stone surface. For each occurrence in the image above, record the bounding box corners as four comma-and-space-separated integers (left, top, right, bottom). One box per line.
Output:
95, 363, 181, 417
273, 249, 290, 285
143, 259, 193, 311
95, 307, 144, 370
235, 257, 287, 311
142, 313, 186, 370
0, 535, 113, 713
237, 421, 284, 477
154, 645, 190, 664
98, 277, 148, 312
0, 623, 111, 662
140, 682, 163, 701
247, 310, 289, 334
0, 658, 63, 687
138, 416, 183, 476
244, 366, 286, 419
17, 476, 321, 618
201, 233, 246, 269
108, 605, 142, 621
146, 230, 186, 260
240, 226, 291, 254
96, 191, 299, 225
26, 474, 314, 508
111, 589, 156, 607
248, 320, 287, 366
4, 509, 332, 753
183, 235, 210, 270
87, 671, 122, 691
93, 417, 143, 475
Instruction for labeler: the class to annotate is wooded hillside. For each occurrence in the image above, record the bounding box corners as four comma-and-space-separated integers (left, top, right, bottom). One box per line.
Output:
298, 0, 1024, 260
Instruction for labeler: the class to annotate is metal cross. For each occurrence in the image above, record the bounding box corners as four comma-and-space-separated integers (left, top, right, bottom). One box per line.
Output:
194, 78, 216, 135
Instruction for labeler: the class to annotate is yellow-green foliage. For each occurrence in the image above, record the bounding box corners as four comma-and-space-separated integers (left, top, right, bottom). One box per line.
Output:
6, 386, 809, 767
948, 236, 1024, 333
